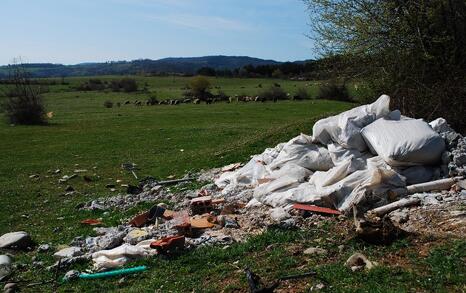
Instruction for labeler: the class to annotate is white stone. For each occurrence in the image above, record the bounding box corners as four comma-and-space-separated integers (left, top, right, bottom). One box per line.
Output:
53, 247, 83, 259
303, 247, 328, 256
0, 231, 32, 250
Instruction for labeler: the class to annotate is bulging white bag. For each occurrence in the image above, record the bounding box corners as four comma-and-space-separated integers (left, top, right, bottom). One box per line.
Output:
312, 95, 391, 151
268, 134, 334, 171
361, 118, 446, 166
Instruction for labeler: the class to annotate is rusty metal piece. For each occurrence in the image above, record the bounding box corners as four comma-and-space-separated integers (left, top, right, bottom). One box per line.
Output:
292, 203, 342, 215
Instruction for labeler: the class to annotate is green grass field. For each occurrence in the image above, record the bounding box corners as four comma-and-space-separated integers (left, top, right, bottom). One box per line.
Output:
0, 76, 464, 292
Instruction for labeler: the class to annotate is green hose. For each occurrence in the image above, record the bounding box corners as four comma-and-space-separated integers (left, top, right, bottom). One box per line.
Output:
79, 266, 147, 279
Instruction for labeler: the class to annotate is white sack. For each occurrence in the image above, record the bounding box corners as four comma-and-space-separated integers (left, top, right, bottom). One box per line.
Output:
327, 143, 372, 168
429, 117, 453, 134
398, 166, 437, 185
268, 134, 334, 171
312, 95, 391, 151
361, 118, 446, 166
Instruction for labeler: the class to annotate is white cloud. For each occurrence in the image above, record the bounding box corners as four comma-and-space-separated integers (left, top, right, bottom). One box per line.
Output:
145, 13, 253, 32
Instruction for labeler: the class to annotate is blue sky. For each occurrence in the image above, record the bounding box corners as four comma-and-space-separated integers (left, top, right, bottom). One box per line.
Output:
0, 0, 314, 65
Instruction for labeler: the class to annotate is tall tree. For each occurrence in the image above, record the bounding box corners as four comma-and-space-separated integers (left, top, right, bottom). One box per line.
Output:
304, 0, 466, 131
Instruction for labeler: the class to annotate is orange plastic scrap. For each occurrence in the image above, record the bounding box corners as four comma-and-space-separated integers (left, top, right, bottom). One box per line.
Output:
129, 212, 149, 228
190, 216, 216, 229
292, 203, 342, 215
80, 219, 103, 226
150, 235, 185, 252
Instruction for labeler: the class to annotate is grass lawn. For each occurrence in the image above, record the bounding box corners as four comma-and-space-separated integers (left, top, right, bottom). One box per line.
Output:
0, 76, 463, 292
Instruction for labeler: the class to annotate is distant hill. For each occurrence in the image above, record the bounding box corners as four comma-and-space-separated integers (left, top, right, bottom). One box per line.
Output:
0, 56, 284, 78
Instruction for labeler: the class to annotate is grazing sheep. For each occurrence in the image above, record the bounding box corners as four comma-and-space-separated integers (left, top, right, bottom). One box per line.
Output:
193, 98, 200, 104
124, 101, 130, 105
183, 98, 192, 104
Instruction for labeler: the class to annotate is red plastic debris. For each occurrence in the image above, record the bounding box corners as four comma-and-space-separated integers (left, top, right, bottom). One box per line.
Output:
80, 219, 103, 226
292, 203, 342, 215
150, 236, 185, 252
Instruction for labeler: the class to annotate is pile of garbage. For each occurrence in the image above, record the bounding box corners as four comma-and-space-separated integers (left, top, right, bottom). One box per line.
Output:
2, 94, 465, 287
216, 95, 464, 213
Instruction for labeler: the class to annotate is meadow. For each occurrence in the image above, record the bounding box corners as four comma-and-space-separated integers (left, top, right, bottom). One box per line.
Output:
0, 76, 463, 292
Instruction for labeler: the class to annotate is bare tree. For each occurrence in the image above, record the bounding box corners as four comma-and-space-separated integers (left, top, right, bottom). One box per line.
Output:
1, 60, 47, 125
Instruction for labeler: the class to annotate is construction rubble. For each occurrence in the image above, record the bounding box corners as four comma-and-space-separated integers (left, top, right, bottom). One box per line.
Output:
2, 94, 465, 286
73, 95, 465, 270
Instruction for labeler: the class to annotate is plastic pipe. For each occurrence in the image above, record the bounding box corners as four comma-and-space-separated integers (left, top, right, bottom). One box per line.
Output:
78, 266, 147, 280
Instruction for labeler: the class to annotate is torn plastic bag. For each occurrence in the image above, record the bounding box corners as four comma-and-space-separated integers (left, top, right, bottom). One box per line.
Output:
254, 175, 306, 204
215, 144, 284, 188
268, 134, 334, 171
309, 157, 363, 189
312, 95, 391, 151
92, 244, 154, 270
215, 158, 268, 188
361, 118, 446, 166
339, 165, 406, 213
261, 163, 312, 181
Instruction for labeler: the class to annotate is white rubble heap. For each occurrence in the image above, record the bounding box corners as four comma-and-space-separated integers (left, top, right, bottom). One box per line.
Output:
53, 94, 465, 271
216, 94, 462, 214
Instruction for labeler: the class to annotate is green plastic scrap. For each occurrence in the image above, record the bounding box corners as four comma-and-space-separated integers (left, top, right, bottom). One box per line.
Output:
62, 266, 147, 282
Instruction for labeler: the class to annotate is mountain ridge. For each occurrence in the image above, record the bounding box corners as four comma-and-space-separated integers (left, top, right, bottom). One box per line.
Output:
0, 55, 309, 78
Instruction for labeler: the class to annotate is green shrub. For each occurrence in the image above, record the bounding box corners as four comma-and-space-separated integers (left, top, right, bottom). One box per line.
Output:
259, 86, 287, 101
293, 87, 310, 100
316, 81, 351, 101
103, 100, 113, 108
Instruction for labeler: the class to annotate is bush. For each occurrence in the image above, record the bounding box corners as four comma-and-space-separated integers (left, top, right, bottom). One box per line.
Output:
110, 78, 138, 92
293, 87, 310, 100
216, 90, 229, 101
259, 86, 287, 101
316, 81, 351, 101
189, 76, 211, 99
2, 65, 47, 125
103, 100, 113, 108
147, 96, 159, 105
76, 79, 106, 91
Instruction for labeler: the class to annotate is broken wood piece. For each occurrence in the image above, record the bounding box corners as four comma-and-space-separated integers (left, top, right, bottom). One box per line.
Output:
155, 177, 195, 186
211, 198, 225, 205
406, 177, 462, 194
292, 203, 341, 215
221, 162, 242, 172
367, 198, 420, 217
257, 178, 273, 185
